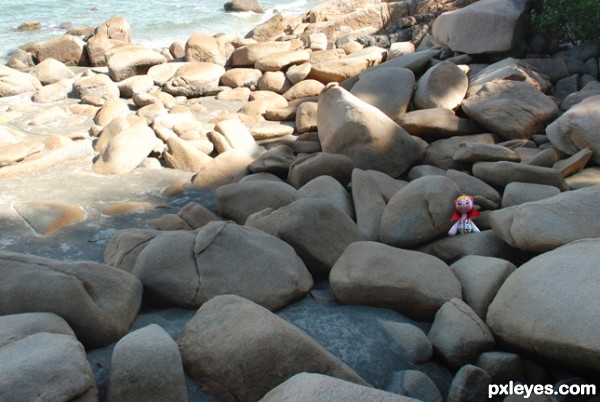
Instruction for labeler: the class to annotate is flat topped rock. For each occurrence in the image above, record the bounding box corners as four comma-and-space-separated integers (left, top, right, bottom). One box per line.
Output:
13, 201, 85, 235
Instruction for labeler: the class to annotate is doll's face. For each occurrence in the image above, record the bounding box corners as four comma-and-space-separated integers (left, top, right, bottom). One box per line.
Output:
454, 195, 474, 213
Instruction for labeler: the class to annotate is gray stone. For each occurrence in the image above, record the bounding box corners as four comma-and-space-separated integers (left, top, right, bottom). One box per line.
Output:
476, 351, 524, 384
425, 134, 495, 170
453, 142, 521, 163
246, 198, 363, 277
131, 222, 313, 310
163, 62, 225, 97
487, 238, 600, 375
395, 108, 482, 141
107, 46, 166, 81
177, 295, 368, 402
0, 333, 97, 401
317, 85, 425, 178
414, 61, 468, 110
386, 370, 443, 402
428, 298, 495, 367
248, 144, 296, 178
288, 152, 353, 189
417, 230, 525, 265
380, 175, 461, 248
0, 312, 75, 348
473, 161, 567, 190
215, 180, 299, 224
106, 324, 188, 402
546, 95, 600, 164
501, 182, 561, 208
380, 322, 433, 364
446, 364, 492, 402
330, 241, 461, 321
446, 169, 501, 210
432, 0, 530, 54
298, 175, 354, 219
489, 186, 600, 251
450, 255, 516, 321
350, 67, 415, 121
462, 80, 559, 141
259, 373, 418, 402
351, 168, 386, 241
0, 251, 142, 347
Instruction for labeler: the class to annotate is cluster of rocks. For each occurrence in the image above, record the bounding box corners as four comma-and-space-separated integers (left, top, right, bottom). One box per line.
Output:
2, 0, 600, 400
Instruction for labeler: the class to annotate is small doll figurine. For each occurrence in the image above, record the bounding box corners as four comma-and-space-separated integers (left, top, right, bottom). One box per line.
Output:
448, 194, 480, 236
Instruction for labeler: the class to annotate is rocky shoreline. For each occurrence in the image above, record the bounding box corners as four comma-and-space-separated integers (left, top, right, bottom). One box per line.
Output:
1, 0, 600, 400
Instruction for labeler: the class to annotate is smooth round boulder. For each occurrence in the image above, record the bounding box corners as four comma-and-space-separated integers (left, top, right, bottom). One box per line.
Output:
185, 32, 227, 66
163, 62, 225, 97
487, 238, 600, 375
330, 241, 462, 321
546, 95, 600, 164
73, 73, 120, 99
488, 185, 600, 251
0, 251, 142, 347
246, 198, 363, 277
106, 324, 188, 402
30, 58, 75, 85
413, 61, 468, 110
428, 298, 495, 367
35, 35, 86, 66
0, 65, 42, 97
93, 125, 158, 174
107, 46, 167, 82
380, 176, 461, 248
131, 222, 313, 310
0, 333, 97, 401
216, 180, 299, 224
178, 295, 368, 402
350, 67, 415, 121
317, 85, 425, 178
260, 373, 415, 402
461, 80, 559, 141
288, 152, 353, 189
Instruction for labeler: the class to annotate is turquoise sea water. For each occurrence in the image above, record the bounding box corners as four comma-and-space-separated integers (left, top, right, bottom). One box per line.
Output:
0, 0, 325, 62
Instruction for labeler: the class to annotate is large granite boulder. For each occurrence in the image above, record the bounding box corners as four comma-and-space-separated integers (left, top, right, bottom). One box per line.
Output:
432, 0, 530, 54
178, 295, 368, 402
0, 333, 98, 401
246, 198, 363, 277
0, 251, 142, 347
546, 95, 600, 164
380, 175, 461, 248
35, 35, 87, 66
489, 185, 600, 252
185, 32, 227, 65
106, 324, 188, 402
350, 67, 415, 121
461, 80, 559, 141
317, 84, 425, 178
129, 222, 313, 310
163, 62, 225, 97
330, 241, 462, 321
107, 46, 166, 81
216, 180, 299, 224
0, 65, 42, 97
308, 47, 387, 83
259, 373, 419, 402
487, 238, 600, 375
29, 58, 75, 85
92, 125, 159, 175
428, 298, 495, 367
413, 61, 468, 110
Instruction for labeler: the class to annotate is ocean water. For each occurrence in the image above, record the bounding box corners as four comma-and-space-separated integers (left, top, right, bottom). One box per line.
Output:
0, 0, 326, 62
